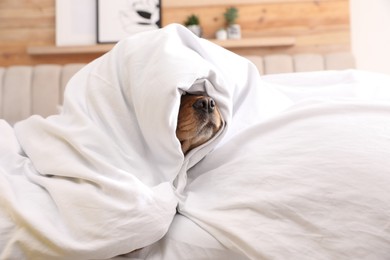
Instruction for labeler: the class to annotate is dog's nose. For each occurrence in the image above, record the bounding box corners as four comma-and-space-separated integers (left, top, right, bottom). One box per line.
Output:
193, 97, 216, 113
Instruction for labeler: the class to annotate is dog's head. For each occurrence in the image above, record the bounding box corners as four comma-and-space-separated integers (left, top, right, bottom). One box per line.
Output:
176, 94, 223, 155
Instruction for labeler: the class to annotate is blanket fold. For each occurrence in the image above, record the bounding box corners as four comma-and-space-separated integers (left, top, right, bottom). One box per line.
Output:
0, 24, 289, 258
4, 24, 388, 260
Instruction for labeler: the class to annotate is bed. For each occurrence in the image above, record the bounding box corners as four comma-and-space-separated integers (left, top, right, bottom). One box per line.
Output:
1, 24, 389, 259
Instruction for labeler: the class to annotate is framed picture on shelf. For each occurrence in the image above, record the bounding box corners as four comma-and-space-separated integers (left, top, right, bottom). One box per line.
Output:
97, 0, 161, 44
55, 0, 96, 46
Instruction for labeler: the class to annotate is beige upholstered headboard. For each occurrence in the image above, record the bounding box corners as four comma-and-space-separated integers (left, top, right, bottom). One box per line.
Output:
0, 64, 84, 125
0, 52, 355, 124
245, 52, 355, 75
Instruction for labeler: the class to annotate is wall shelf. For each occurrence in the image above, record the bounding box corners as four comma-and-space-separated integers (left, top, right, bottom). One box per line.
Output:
211, 37, 295, 49
27, 37, 295, 55
27, 44, 114, 55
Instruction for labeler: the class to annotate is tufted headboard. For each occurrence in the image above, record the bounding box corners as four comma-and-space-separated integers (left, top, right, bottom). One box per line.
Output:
0, 52, 355, 124
0, 64, 84, 125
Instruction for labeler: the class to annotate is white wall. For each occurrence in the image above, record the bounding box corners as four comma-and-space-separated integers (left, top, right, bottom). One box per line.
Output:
350, 0, 390, 74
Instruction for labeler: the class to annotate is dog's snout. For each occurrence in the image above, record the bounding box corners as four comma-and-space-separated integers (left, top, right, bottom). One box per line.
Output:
193, 97, 215, 113
178, 94, 222, 154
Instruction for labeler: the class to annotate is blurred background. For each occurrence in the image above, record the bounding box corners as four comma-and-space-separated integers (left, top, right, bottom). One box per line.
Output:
0, 0, 389, 74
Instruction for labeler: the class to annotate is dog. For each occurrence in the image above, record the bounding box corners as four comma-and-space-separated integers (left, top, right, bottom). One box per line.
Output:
176, 93, 223, 154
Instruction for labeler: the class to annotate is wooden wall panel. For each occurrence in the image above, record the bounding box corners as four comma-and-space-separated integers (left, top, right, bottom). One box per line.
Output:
163, 0, 350, 55
0, 0, 56, 66
0, 0, 350, 66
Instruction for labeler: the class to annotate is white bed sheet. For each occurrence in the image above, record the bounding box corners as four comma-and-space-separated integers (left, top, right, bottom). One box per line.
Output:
123, 70, 390, 259
1, 24, 390, 259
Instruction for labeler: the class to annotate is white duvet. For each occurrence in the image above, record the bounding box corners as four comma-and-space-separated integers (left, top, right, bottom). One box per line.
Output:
1, 24, 390, 259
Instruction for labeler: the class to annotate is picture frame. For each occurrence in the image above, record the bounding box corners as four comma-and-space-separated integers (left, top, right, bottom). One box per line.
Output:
55, 0, 97, 46
97, 0, 161, 44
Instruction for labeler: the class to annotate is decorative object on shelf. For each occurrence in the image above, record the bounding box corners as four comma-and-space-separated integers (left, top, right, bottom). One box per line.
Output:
55, 0, 96, 46
97, 0, 161, 43
224, 7, 241, 40
215, 28, 227, 40
184, 14, 202, 37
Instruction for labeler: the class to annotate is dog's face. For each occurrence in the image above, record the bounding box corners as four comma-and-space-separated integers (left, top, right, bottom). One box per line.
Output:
176, 94, 223, 155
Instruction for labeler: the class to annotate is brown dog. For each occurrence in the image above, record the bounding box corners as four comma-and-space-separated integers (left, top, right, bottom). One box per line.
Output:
176, 94, 223, 154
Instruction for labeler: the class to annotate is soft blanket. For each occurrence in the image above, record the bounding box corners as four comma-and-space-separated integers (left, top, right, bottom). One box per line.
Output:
1, 24, 390, 259
0, 24, 286, 259
126, 70, 390, 260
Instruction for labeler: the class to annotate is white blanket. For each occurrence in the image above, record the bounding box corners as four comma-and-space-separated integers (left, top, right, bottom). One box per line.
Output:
126, 70, 390, 260
0, 24, 282, 259
1, 24, 390, 259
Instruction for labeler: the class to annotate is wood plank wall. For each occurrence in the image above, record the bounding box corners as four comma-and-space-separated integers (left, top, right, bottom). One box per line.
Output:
0, 0, 350, 66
